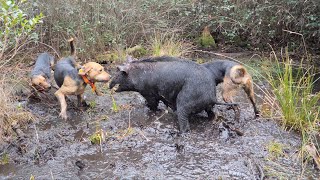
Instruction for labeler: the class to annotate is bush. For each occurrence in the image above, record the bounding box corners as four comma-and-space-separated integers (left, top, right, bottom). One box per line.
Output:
0, 0, 43, 64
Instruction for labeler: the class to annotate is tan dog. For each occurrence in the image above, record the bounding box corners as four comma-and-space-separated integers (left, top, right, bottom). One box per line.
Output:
203, 60, 260, 120
53, 39, 111, 120
30, 53, 55, 92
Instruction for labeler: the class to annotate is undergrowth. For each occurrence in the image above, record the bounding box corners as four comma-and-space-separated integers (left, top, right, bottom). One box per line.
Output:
263, 48, 320, 169
0, 70, 34, 144
150, 33, 192, 57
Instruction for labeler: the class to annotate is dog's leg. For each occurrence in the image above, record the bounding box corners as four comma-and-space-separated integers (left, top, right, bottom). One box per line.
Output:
77, 94, 88, 107
222, 78, 240, 122
243, 78, 260, 117
55, 89, 68, 120
205, 107, 215, 121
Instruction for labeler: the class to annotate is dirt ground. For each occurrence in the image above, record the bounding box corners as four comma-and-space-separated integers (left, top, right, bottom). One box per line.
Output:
0, 57, 319, 179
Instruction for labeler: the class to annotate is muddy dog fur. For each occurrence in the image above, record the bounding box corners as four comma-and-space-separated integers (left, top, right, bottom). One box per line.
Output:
30, 52, 55, 92
54, 39, 111, 120
203, 60, 260, 120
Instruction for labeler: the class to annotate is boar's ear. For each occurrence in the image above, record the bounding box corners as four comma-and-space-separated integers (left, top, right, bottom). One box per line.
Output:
117, 65, 129, 74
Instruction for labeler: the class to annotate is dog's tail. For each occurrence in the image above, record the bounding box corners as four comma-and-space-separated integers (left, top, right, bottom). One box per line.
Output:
229, 65, 250, 84
68, 38, 76, 56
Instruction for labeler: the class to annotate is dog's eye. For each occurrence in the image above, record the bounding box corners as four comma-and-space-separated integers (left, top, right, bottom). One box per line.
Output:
100, 69, 103, 72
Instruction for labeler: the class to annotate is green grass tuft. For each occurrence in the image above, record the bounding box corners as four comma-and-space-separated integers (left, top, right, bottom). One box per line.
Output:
266, 49, 320, 134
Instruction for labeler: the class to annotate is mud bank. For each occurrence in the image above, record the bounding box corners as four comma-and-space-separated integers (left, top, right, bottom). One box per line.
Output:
0, 63, 319, 179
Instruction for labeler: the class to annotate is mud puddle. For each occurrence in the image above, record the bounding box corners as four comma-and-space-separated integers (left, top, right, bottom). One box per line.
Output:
1, 63, 319, 179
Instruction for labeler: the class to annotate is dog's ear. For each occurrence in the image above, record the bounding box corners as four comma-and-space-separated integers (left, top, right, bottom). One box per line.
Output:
78, 65, 92, 75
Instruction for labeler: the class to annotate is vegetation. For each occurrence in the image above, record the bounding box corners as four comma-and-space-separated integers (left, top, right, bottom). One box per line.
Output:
267, 141, 285, 159
4, 0, 316, 58
0, 0, 43, 65
0, 72, 34, 142
150, 33, 192, 57
263, 48, 320, 168
198, 26, 216, 49
265, 49, 319, 134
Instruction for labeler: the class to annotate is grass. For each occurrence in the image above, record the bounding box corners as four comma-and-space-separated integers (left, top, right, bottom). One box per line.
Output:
267, 141, 285, 159
0, 70, 34, 143
150, 33, 192, 57
265, 49, 320, 134
263, 48, 320, 170
110, 94, 118, 113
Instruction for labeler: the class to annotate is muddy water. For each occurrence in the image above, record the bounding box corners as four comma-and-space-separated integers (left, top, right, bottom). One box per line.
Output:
0, 73, 319, 179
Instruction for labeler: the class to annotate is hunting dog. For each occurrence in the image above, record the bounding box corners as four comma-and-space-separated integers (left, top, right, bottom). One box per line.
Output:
30, 52, 55, 92
54, 39, 111, 120
203, 60, 260, 120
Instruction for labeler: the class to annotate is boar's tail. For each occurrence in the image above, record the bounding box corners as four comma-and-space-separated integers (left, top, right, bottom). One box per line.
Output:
215, 102, 239, 106
229, 65, 250, 84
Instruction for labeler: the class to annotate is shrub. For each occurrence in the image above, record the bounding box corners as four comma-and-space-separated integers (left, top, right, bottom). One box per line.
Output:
0, 0, 43, 65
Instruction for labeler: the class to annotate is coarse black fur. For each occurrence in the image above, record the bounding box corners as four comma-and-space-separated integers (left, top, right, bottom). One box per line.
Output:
31, 52, 54, 79
110, 56, 237, 133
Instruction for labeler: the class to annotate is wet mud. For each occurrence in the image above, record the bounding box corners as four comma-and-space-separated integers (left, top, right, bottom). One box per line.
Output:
0, 65, 319, 179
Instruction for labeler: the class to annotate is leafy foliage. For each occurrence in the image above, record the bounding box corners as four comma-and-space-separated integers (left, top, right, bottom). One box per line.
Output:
0, 0, 43, 63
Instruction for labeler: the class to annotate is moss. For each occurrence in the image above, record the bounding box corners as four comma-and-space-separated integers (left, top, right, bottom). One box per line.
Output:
0, 153, 9, 165
95, 53, 118, 63
198, 26, 216, 48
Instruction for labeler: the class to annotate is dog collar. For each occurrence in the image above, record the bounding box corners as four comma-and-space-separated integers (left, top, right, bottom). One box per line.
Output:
79, 72, 96, 93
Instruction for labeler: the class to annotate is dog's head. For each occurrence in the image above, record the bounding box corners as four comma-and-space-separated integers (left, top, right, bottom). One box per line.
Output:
31, 75, 51, 92
78, 62, 111, 82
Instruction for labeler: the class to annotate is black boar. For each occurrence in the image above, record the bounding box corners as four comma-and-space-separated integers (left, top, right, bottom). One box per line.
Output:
109, 56, 236, 133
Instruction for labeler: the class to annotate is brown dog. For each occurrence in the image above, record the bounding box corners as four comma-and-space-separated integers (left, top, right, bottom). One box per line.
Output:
53, 39, 110, 120
30, 52, 55, 92
203, 60, 260, 120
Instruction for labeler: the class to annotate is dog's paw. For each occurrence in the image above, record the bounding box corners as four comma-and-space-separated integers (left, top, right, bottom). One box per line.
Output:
81, 101, 89, 107
255, 111, 261, 118
59, 112, 68, 120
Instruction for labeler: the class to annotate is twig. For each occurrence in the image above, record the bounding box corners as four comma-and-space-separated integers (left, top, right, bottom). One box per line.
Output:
128, 109, 132, 129
137, 129, 150, 141
50, 170, 54, 180
36, 41, 60, 58
34, 124, 39, 143
155, 109, 169, 121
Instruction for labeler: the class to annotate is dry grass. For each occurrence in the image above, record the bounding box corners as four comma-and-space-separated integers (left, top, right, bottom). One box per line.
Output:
0, 68, 34, 143
150, 33, 193, 57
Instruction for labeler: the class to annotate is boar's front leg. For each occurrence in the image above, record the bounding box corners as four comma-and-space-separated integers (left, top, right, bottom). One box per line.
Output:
205, 107, 215, 120
144, 96, 160, 111
177, 108, 190, 133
